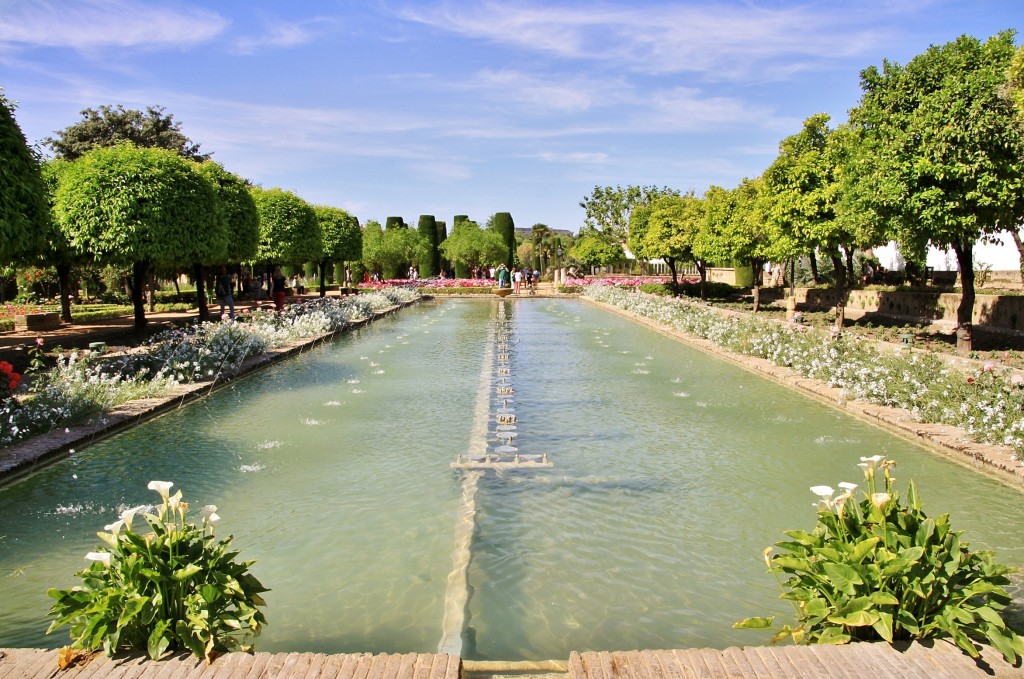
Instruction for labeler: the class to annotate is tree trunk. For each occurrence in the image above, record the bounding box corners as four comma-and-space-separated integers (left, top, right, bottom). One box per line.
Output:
830, 252, 846, 332
194, 263, 210, 322
844, 246, 855, 282
131, 260, 149, 332
147, 270, 156, 313
57, 263, 74, 323
1009, 229, 1024, 284
751, 259, 761, 313
789, 258, 796, 298
319, 260, 328, 297
173, 276, 181, 296
697, 260, 707, 300
666, 257, 678, 288
952, 242, 975, 354
809, 250, 820, 284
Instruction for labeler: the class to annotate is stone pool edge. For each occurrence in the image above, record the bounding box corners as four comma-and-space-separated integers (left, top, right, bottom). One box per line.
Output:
584, 296, 1024, 491
0, 300, 419, 488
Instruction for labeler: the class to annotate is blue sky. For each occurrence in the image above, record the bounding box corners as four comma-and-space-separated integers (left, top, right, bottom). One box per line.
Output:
1, 0, 1022, 241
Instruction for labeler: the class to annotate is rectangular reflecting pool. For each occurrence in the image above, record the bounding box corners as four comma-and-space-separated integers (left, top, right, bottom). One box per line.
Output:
1, 298, 1021, 660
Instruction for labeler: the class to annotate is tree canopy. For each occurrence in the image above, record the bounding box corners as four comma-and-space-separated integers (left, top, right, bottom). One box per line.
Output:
0, 90, 51, 264
314, 204, 361, 294
195, 162, 259, 265
53, 144, 219, 329
250, 187, 323, 266
45, 105, 209, 161
848, 30, 1024, 349
580, 185, 680, 243
439, 219, 506, 271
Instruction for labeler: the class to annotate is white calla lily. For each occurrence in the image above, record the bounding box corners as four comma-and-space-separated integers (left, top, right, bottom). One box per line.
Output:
871, 492, 892, 509
147, 480, 173, 500
85, 551, 111, 567
810, 485, 834, 498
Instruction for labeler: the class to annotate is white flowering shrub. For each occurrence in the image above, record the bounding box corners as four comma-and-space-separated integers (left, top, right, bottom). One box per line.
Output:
586, 287, 1024, 452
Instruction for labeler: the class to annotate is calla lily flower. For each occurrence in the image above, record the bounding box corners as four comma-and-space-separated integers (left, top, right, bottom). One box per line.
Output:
838, 482, 858, 491
871, 492, 891, 509
810, 486, 834, 498
85, 551, 111, 567
147, 480, 173, 500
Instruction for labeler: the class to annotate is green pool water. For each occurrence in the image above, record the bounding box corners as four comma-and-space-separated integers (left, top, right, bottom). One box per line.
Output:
0, 298, 1021, 660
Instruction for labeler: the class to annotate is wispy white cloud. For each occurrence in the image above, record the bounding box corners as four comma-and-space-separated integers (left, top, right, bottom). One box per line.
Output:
231, 16, 344, 55
0, 0, 228, 50
395, 1, 906, 80
537, 151, 609, 164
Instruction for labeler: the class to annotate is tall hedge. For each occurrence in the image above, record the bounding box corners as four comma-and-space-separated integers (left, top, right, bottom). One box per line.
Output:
418, 214, 439, 277
452, 215, 469, 277
385, 216, 406, 229
493, 212, 516, 268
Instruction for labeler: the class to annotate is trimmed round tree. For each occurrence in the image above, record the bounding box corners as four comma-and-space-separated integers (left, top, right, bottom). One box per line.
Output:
193, 162, 258, 319
250, 187, 322, 275
418, 214, 439, 277
493, 212, 516, 269
54, 144, 219, 330
314, 205, 361, 296
0, 90, 51, 267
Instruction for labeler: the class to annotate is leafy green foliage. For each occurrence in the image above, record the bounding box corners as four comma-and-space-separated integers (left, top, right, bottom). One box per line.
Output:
250, 187, 322, 265
579, 184, 680, 243
439, 219, 506, 271
44, 105, 209, 161
0, 89, 51, 263
848, 31, 1024, 346
195, 162, 259, 264
54, 145, 219, 268
361, 219, 424, 279
737, 456, 1024, 663
569, 230, 621, 268
47, 482, 268, 662
53, 144, 219, 330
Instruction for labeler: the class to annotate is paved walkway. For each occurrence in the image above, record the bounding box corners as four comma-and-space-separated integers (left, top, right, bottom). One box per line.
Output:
3, 642, 1022, 678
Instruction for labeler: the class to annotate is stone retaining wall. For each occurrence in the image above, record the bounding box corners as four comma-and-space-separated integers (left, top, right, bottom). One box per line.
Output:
794, 288, 1024, 331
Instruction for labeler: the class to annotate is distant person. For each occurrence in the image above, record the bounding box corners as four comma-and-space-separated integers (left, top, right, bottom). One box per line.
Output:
345, 266, 353, 288
215, 266, 235, 320
291, 273, 305, 295
513, 267, 523, 294
270, 266, 288, 312
497, 264, 509, 288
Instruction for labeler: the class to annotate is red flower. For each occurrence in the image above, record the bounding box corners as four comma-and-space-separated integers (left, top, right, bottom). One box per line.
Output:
967, 377, 975, 383
0, 361, 12, 374
8, 375, 19, 390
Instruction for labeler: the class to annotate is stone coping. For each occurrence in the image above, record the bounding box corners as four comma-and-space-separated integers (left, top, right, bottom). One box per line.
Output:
0, 301, 417, 487
584, 296, 1024, 491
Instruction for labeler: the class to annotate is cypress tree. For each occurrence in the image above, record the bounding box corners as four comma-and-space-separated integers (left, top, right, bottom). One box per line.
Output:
418, 214, 439, 277
493, 212, 516, 268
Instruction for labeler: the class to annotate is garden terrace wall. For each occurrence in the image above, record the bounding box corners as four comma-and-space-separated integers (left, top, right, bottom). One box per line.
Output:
796, 288, 1024, 332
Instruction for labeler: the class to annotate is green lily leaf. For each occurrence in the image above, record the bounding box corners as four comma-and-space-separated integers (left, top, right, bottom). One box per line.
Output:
734, 616, 775, 629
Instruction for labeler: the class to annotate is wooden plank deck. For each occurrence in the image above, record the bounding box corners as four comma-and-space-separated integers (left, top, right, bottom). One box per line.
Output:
569, 642, 1024, 678
0, 649, 461, 679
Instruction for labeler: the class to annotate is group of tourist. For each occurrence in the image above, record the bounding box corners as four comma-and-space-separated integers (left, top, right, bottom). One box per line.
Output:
493, 264, 540, 293
213, 267, 309, 320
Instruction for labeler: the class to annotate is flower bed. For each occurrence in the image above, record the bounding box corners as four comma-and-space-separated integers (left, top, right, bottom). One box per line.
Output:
585, 286, 1024, 453
0, 289, 419, 449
